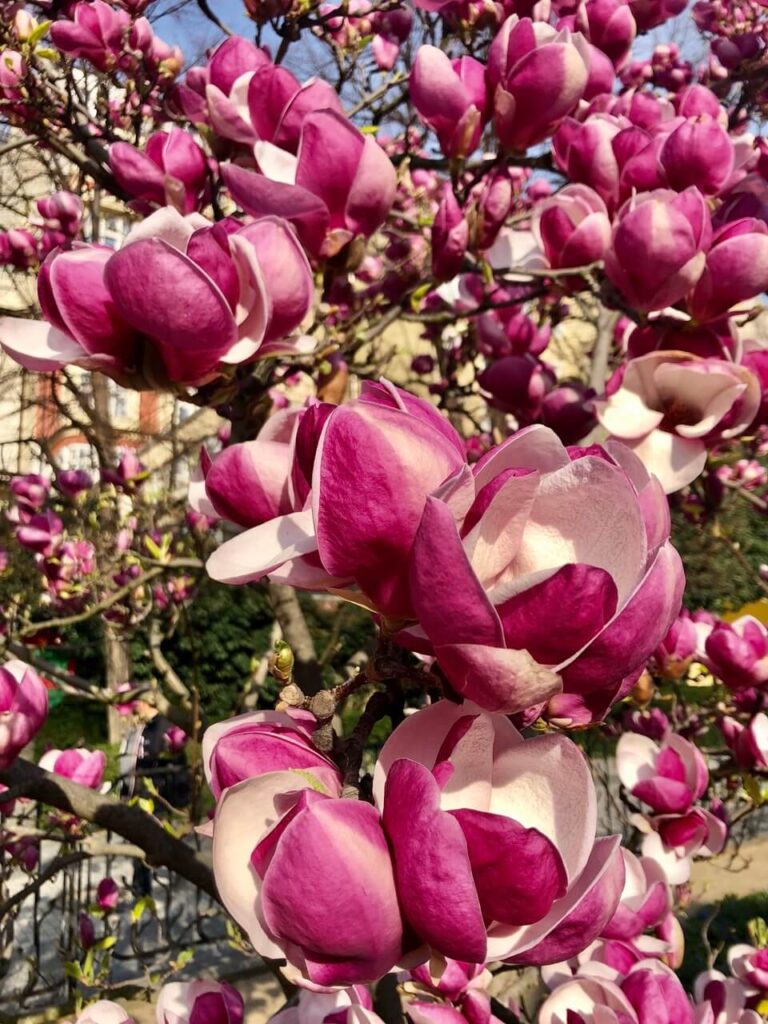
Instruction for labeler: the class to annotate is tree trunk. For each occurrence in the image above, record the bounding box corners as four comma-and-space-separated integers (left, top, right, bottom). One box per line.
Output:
104, 626, 132, 746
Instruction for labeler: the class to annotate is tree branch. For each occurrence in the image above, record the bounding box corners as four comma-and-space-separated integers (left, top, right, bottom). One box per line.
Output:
0, 758, 218, 901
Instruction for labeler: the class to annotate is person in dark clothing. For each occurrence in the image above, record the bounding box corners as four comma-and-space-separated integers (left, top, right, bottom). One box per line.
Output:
118, 697, 190, 897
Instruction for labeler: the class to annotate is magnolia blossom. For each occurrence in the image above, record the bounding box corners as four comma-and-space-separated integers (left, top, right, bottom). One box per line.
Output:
0, 661, 48, 769
600, 849, 670, 943
728, 944, 768, 995
720, 714, 768, 770
617, 731, 708, 816
410, 47, 488, 160
693, 970, 763, 1024
596, 352, 761, 492
532, 184, 612, 271
269, 985, 383, 1024
208, 763, 403, 985
538, 959, 694, 1023
222, 110, 397, 258
39, 747, 106, 789
201, 708, 342, 799
372, 701, 625, 967
67, 1001, 135, 1024
156, 980, 244, 1024
207, 383, 683, 725
652, 611, 698, 679
604, 188, 710, 312
705, 616, 768, 692
0, 208, 313, 388
487, 17, 591, 151
110, 128, 208, 215
96, 878, 120, 911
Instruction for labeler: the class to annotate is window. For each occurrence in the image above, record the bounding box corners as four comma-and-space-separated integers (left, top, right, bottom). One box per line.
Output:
57, 441, 98, 472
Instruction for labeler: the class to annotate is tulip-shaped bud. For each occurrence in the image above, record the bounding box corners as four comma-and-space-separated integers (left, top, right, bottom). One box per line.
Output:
585, 0, 636, 69
617, 730, 708, 815
372, 7, 413, 70
553, 113, 626, 211
673, 84, 726, 123
624, 707, 670, 740
532, 183, 611, 271
202, 709, 342, 799
79, 912, 96, 950
432, 185, 468, 281
12, 11, 38, 43
11, 473, 50, 515
473, 171, 513, 250
478, 354, 555, 418
16, 511, 63, 556
410, 47, 488, 160
56, 469, 92, 498
0, 661, 48, 769
2, 228, 38, 269
689, 218, 768, 322
487, 16, 590, 152
96, 877, 120, 911
539, 382, 597, 445
39, 747, 106, 789
720, 714, 768, 771
705, 616, 768, 693
211, 777, 404, 984
110, 129, 209, 215
659, 117, 734, 195
102, 452, 147, 492
156, 980, 244, 1024
36, 192, 83, 237
50, 0, 130, 72
604, 187, 711, 312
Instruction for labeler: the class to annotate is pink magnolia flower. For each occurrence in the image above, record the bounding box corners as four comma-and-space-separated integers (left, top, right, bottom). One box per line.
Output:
531, 183, 611, 271
269, 986, 381, 1024
36, 192, 83, 237
553, 114, 628, 212
705, 616, 768, 692
39, 747, 106, 789
595, 352, 761, 492
624, 708, 670, 741
222, 110, 397, 258
56, 469, 92, 498
202, 708, 342, 799
604, 188, 711, 313
96, 877, 119, 911
584, 0, 636, 69
0, 207, 314, 388
688, 219, 768, 323
432, 185, 468, 281
164, 724, 188, 754
69, 1001, 135, 1024
538, 959, 694, 1024
617, 731, 709, 815
487, 17, 590, 152
156, 980, 244, 1024
209, 769, 404, 984
79, 912, 96, 950
659, 117, 734, 196
10, 473, 50, 515
110, 129, 209, 215
207, 384, 682, 725
728, 945, 768, 995
50, 0, 129, 71
410, 47, 488, 160
16, 511, 63, 555
0, 661, 48, 769
652, 611, 698, 679
600, 849, 670, 942
720, 713, 768, 770
373, 701, 625, 967
693, 970, 762, 1024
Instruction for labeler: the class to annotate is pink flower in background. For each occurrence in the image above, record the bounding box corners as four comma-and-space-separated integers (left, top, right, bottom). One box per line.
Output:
39, 747, 106, 789
49, 0, 129, 71
617, 731, 708, 815
728, 944, 768, 995
156, 980, 244, 1024
96, 877, 120, 911
68, 1002, 136, 1024
720, 714, 768, 770
705, 616, 768, 692
410, 47, 488, 160
268, 985, 381, 1024
692, 969, 762, 1024
0, 661, 49, 769
596, 352, 760, 493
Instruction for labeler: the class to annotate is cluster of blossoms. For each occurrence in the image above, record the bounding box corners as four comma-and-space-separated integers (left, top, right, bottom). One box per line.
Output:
0, 192, 83, 270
